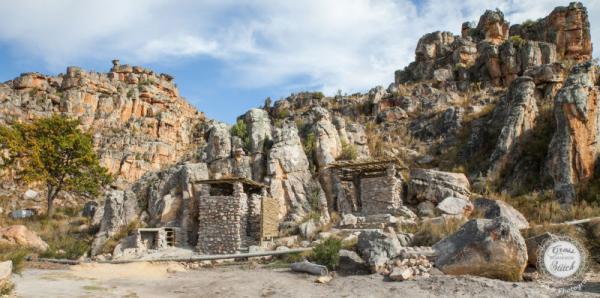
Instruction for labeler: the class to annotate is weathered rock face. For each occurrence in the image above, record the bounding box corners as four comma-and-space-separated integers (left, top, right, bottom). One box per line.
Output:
510, 2, 592, 62
436, 196, 473, 216
473, 197, 529, 229
244, 108, 272, 154
0, 62, 203, 183
476, 10, 509, 45
487, 77, 539, 179
546, 61, 599, 203
267, 122, 329, 223
408, 168, 470, 203
313, 107, 342, 167
0, 225, 48, 251
433, 217, 528, 281
396, 3, 587, 88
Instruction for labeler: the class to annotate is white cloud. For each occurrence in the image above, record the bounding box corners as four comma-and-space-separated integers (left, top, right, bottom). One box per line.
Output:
0, 0, 598, 94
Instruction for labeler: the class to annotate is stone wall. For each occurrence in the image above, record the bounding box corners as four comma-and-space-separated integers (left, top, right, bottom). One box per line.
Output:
196, 183, 248, 254
359, 175, 403, 215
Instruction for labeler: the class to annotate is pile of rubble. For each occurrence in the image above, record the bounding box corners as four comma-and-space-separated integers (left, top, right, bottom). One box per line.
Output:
387, 256, 434, 281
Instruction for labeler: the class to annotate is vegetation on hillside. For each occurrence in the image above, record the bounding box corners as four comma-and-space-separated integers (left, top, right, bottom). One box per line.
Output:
0, 116, 112, 215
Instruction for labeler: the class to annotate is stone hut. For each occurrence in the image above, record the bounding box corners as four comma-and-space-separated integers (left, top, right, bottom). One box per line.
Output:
193, 177, 270, 254
330, 159, 405, 215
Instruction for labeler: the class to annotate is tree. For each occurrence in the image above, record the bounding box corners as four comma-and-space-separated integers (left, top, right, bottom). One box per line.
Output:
0, 116, 112, 216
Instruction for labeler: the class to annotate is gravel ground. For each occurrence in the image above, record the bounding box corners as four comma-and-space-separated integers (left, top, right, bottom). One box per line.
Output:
12, 262, 600, 298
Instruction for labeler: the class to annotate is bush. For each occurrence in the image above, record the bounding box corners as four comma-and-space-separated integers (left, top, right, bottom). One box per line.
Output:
509, 35, 525, 47
0, 244, 33, 274
311, 238, 342, 270
339, 141, 358, 161
230, 119, 250, 151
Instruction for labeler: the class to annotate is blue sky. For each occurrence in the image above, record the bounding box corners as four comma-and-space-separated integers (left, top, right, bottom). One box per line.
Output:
0, 0, 598, 123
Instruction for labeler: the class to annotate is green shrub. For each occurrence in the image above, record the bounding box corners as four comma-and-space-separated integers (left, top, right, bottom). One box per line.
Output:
311, 238, 342, 270
509, 35, 525, 47
0, 244, 32, 274
339, 141, 358, 161
41, 236, 90, 260
230, 119, 250, 151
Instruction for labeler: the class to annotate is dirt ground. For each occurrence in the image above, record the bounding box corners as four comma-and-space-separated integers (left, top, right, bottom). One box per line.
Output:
11, 262, 600, 298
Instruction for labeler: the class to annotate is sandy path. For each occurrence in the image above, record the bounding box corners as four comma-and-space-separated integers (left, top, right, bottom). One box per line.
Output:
12, 263, 600, 298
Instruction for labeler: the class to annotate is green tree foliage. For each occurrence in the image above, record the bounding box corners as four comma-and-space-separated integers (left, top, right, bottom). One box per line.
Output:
0, 116, 112, 215
230, 119, 250, 151
339, 140, 358, 161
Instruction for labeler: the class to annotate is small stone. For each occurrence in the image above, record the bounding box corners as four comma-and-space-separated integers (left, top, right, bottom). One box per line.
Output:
389, 266, 414, 281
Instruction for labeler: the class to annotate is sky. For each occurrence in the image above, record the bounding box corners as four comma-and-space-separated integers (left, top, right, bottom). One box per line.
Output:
0, 0, 598, 123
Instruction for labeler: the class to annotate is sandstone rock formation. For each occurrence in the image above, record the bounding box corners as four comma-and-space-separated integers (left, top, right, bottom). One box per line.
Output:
433, 217, 528, 281
0, 61, 203, 185
0, 225, 48, 251
408, 169, 471, 203
396, 2, 589, 88
487, 76, 539, 179
546, 61, 599, 203
510, 2, 592, 62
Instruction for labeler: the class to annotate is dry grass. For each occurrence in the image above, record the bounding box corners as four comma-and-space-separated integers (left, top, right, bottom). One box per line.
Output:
0, 207, 95, 260
411, 216, 468, 246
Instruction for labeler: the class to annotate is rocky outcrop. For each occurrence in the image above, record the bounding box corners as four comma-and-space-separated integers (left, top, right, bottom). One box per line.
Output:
0, 225, 48, 251
433, 217, 528, 281
0, 61, 203, 183
487, 77, 539, 179
475, 9, 509, 45
244, 108, 272, 154
510, 2, 592, 62
546, 61, 599, 203
267, 122, 329, 223
396, 3, 588, 87
473, 198, 529, 229
408, 169, 470, 203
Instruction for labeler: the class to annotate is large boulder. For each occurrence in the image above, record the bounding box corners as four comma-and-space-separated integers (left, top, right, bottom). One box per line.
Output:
0, 225, 48, 251
433, 217, 528, 281
408, 168, 470, 203
91, 189, 140, 255
338, 249, 369, 275
473, 198, 529, 229
357, 230, 403, 273
436, 196, 473, 216
546, 61, 599, 203
525, 232, 556, 267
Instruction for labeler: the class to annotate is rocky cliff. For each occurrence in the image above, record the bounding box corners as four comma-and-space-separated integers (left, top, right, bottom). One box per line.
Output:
0, 60, 204, 189
0, 3, 596, 254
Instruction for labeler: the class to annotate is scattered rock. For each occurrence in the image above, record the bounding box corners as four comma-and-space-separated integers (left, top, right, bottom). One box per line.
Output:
315, 275, 333, 283
473, 197, 529, 229
23, 189, 39, 201
417, 201, 436, 217
299, 220, 318, 239
389, 266, 414, 281
357, 230, 403, 273
338, 249, 369, 275
433, 217, 528, 281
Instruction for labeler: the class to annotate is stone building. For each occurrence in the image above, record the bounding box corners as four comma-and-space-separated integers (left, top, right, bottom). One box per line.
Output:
193, 178, 270, 254
331, 159, 405, 215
